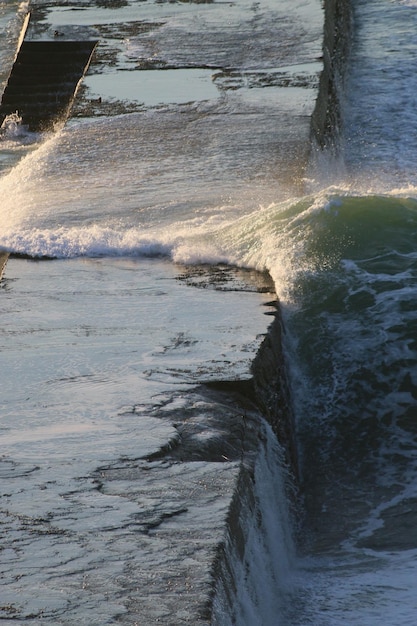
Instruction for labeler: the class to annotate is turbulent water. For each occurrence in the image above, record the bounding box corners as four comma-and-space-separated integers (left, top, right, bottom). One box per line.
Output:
1, 0, 417, 623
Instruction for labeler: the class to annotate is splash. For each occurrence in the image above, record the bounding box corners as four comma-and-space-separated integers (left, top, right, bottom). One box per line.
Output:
0, 132, 58, 228
0, 112, 23, 136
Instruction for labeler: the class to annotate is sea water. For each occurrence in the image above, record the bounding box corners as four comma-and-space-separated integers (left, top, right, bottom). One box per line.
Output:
1, 0, 417, 623
286, 0, 417, 623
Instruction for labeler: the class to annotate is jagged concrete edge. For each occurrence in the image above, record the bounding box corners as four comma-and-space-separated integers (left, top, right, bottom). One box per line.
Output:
311, 0, 353, 149
206, 0, 353, 620
0, 251, 9, 281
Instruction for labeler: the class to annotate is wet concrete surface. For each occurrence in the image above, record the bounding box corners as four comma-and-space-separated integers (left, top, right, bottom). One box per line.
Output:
0, 0, 326, 622
23, 0, 324, 189
0, 257, 277, 624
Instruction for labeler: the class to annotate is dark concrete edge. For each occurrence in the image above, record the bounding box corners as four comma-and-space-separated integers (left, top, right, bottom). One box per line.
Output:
310, 0, 353, 150
203, 311, 298, 622
0, 252, 9, 281
15, 11, 31, 61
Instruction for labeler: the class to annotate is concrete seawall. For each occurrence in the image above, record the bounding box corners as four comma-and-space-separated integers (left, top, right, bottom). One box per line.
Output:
0, 0, 351, 622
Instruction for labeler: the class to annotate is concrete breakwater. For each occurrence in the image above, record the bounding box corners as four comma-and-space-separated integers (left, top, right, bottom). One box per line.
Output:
0, 0, 351, 623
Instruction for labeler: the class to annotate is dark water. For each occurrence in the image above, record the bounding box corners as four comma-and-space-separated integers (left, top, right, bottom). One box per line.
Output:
284, 1, 417, 622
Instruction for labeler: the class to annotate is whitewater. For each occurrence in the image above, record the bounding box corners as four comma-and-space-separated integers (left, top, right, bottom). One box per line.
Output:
1, 0, 417, 623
